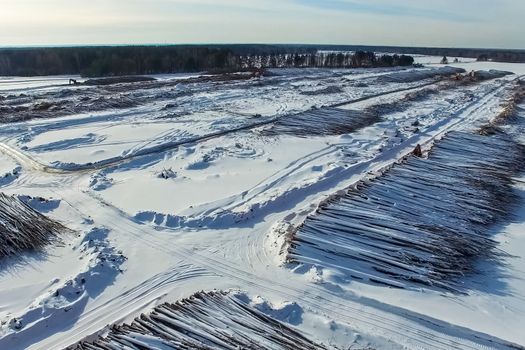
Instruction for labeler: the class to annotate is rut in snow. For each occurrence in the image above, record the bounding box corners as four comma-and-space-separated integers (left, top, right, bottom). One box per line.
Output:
0, 193, 66, 259
69, 291, 326, 350
287, 130, 525, 293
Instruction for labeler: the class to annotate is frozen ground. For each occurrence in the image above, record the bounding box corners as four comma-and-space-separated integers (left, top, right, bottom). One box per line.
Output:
1, 58, 525, 349
415, 54, 525, 75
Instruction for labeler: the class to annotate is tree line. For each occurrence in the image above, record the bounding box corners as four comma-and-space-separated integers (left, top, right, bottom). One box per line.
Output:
476, 52, 525, 63
240, 51, 414, 69
0, 46, 413, 77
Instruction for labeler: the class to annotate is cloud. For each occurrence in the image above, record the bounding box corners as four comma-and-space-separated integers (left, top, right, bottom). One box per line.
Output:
0, 0, 523, 48
293, 0, 474, 21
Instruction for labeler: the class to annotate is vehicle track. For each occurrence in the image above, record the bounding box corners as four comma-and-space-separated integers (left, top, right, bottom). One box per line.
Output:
143, 77, 518, 229
27, 79, 521, 350
40, 187, 519, 350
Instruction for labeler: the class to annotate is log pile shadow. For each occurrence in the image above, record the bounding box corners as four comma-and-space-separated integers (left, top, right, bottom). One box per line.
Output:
287, 131, 525, 293
68, 291, 326, 350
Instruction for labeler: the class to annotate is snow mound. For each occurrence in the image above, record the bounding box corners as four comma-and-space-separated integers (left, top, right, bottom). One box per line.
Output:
186, 144, 264, 170
0, 227, 126, 346
89, 172, 114, 191
0, 166, 21, 187
18, 195, 61, 213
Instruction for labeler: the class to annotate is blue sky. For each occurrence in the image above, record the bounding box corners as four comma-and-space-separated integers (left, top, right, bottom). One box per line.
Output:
0, 0, 523, 48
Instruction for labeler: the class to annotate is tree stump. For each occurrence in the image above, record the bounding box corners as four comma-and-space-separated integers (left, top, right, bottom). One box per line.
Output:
413, 144, 423, 157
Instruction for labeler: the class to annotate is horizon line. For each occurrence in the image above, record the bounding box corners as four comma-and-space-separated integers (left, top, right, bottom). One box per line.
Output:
0, 43, 524, 52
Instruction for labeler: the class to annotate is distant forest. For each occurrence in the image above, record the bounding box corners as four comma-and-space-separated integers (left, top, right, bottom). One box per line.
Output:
0, 44, 522, 78
295, 44, 525, 63
0, 45, 416, 77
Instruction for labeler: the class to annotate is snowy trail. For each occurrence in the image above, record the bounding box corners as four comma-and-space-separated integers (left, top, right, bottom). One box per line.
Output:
0, 143, 48, 173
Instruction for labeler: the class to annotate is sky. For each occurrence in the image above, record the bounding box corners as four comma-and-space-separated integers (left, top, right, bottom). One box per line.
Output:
0, 0, 523, 49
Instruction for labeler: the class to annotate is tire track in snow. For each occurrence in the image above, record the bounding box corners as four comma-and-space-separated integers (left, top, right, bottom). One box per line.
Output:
61, 264, 215, 341
162, 77, 518, 229
0, 259, 215, 350
54, 190, 517, 350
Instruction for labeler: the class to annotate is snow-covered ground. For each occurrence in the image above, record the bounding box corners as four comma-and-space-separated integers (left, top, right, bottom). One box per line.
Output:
0, 76, 84, 93
1, 58, 525, 349
415, 54, 525, 75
